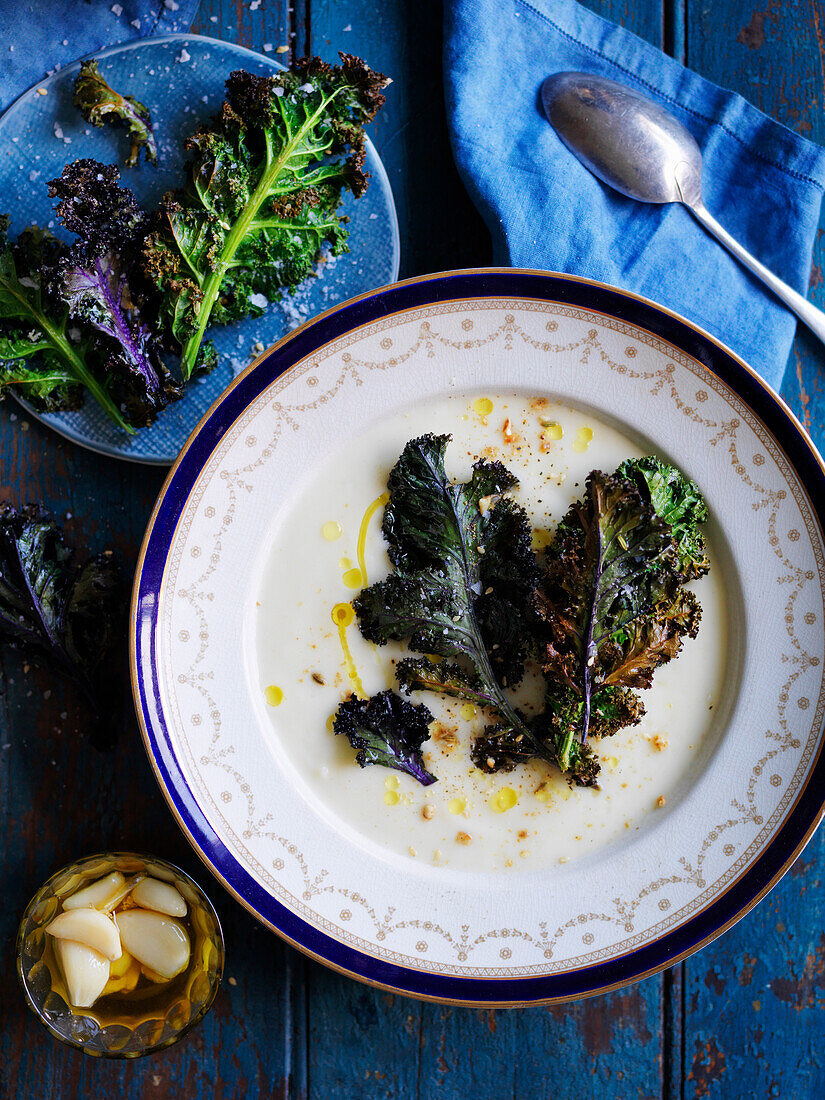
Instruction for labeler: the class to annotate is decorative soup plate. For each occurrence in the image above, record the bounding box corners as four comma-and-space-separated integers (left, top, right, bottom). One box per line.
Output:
132, 270, 825, 1005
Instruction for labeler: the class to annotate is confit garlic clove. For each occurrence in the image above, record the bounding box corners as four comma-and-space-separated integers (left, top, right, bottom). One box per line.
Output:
100, 873, 146, 914
62, 871, 126, 911
107, 946, 136, 980
101, 956, 141, 996
130, 877, 187, 918
140, 963, 172, 984
116, 909, 190, 980
46, 908, 122, 962
54, 939, 110, 1008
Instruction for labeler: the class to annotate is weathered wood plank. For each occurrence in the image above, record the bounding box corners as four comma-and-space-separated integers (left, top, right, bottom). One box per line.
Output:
0, 2, 309, 1097
685, 0, 825, 456
681, 2, 825, 1097
309, 0, 489, 278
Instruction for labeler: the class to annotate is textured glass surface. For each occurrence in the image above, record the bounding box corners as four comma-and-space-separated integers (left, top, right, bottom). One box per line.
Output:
17, 852, 224, 1058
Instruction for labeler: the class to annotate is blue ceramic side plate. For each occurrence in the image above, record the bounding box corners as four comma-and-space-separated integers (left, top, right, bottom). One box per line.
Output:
132, 270, 825, 1005
0, 34, 399, 464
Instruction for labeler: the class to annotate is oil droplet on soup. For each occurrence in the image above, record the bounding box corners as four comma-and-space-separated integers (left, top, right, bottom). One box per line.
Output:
265, 685, 284, 706
342, 568, 363, 590
572, 426, 594, 452
448, 797, 466, 815
541, 421, 564, 441
460, 704, 476, 721
321, 521, 343, 541
385, 776, 400, 790
384, 790, 400, 806
473, 397, 494, 418
331, 603, 355, 628
490, 787, 519, 813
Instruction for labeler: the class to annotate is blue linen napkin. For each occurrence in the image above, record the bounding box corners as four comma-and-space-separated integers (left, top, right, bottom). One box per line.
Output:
444, 0, 825, 388
0, 0, 199, 112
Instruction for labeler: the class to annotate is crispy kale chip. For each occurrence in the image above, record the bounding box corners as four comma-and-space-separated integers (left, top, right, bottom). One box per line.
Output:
354, 434, 546, 776
73, 60, 157, 167
333, 690, 436, 785
143, 54, 390, 379
0, 503, 119, 703
0, 218, 131, 429
333, 442, 709, 791
49, 160, 182, 427
471, 685, 644, 788
616, 455, 710, 580
535, 460, 706, 774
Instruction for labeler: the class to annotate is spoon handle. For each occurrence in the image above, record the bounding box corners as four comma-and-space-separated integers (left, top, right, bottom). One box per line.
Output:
687, 201, 825, 347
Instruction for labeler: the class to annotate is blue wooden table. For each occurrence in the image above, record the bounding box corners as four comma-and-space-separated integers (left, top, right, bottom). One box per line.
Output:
2, 1, 825, 1096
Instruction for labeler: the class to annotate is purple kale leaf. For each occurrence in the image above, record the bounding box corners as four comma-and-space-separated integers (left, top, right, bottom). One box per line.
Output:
0, 502, 120, 703
333, 689, 437, 785
48, 160, 182, 427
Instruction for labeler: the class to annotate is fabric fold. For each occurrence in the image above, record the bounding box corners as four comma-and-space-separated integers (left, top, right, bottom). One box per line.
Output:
445, 0, 825, 386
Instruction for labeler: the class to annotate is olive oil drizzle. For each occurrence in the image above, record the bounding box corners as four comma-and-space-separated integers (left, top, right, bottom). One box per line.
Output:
356, 491, 390, 587
331, 603, 366, 698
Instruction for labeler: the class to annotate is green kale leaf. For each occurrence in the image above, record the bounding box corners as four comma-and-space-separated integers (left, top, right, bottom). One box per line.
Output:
73, 60, 157, 168
143, 55, 389, 379
0, 219, 132, 430
0, 503, 120, 704
537, 462, 707, 774
333, 690, 436, 785
617, 456, 710, 580
471, 686, 644, 788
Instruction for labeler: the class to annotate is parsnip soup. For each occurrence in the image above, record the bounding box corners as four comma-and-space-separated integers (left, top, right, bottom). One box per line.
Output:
254, 392, 729, 872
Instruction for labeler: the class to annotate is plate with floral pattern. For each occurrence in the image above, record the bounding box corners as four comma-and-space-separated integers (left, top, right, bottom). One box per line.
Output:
132, 269, 825, 1005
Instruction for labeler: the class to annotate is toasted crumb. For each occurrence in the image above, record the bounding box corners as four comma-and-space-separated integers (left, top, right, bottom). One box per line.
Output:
408, 846, 417, 857
311, 672, 325, 685
651, 734, 668, 752
517, 829, 529, 841
486, 757, 496, 769
656, 795, 667, 808
456, 831, 471, 845
520, 849, 530, 859
422, 804, 435, 820
558, 856, 569, 864
433, 724, 459, 749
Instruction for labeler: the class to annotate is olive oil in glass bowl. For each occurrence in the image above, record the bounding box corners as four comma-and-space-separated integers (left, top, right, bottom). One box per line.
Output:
17, 852, 224, 1057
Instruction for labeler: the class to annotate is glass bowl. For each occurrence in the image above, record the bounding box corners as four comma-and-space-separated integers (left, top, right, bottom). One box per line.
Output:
17, 852, 224, 1058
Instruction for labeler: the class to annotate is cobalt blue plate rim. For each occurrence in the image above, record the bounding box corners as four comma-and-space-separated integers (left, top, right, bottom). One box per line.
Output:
131, 268, 825, 1005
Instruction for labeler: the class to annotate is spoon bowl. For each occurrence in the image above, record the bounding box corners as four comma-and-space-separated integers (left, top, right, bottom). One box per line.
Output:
540, 72, 702, 205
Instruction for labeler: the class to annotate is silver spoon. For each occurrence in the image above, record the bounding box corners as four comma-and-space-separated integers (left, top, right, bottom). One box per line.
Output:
541, 72, 825, 346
